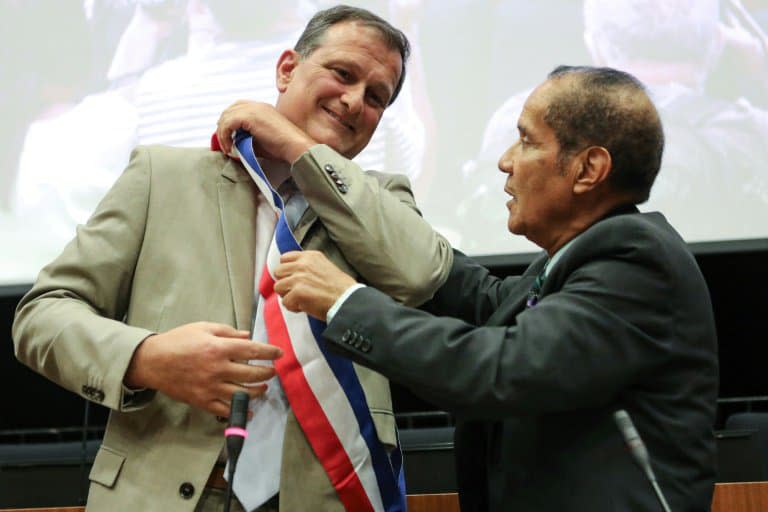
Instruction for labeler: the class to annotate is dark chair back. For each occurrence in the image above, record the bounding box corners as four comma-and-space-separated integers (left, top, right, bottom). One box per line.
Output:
725, 412, 768, 479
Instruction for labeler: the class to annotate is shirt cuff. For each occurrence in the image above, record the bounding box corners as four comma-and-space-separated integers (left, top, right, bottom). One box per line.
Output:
120, 383, 152, 410
327, 283, 366, 323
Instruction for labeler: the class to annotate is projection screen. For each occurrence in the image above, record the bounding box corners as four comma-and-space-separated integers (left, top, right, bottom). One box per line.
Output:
1, 0, 767, 286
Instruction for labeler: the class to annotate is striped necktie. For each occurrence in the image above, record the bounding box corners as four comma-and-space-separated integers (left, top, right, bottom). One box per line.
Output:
526, 264, 547, 308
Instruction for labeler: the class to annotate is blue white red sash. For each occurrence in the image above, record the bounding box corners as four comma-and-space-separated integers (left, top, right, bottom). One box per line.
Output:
227, 131, 406, 512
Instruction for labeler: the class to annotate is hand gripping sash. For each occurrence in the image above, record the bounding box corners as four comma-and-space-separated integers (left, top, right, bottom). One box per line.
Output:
230, 132, 407, 512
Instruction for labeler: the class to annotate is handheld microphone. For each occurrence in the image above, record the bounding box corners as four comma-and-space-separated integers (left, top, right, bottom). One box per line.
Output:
224, 391, 250, 512
613, 409, 672, 512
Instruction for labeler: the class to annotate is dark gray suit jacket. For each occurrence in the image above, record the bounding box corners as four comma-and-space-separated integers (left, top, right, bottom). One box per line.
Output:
324, 207, 718, 511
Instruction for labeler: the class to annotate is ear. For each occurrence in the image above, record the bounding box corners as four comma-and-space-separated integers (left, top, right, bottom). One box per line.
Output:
276, 49, 300, 93
572, 146, 612, 195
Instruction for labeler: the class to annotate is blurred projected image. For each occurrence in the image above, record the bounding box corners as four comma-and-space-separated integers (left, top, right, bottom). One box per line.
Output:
2, 0, 767, 285
460, 0, 768, 254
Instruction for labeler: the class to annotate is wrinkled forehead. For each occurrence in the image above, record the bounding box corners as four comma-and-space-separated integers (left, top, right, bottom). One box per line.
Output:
520, 76, 577, 125
314, 21, 400, 59
519, 80, 556, 125
527, 76, 574, 108
315, 22, 403, 81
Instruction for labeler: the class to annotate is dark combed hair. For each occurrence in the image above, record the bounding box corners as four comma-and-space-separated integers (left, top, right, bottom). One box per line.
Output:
544, 65, 665, 203
294, 4, 411, 105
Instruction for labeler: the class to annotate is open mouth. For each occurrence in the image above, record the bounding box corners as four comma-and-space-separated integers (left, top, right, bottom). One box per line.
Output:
322, 107, 354, 132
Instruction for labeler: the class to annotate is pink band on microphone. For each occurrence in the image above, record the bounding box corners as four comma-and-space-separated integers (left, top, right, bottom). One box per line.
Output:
224, 427, 249, 438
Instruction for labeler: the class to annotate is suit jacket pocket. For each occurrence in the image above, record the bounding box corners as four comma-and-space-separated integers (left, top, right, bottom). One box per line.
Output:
89, 445, 126, 489
370, 408, 397, 449
354, 364, 396, 448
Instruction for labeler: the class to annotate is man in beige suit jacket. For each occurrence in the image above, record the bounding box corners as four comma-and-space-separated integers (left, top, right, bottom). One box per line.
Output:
12, 6, 452, 511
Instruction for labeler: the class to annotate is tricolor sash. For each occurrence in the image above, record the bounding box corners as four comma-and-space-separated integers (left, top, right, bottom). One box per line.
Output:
228, 132, 407, 512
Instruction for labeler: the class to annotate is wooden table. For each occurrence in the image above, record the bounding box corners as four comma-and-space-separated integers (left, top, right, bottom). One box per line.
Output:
406, 484, 768, 512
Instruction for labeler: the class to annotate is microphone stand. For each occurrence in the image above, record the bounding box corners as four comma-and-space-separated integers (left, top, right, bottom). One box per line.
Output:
224, 460, 239, 512
224, 391, 249, 512
613, 409, 672, 512
79, 398, 90, 505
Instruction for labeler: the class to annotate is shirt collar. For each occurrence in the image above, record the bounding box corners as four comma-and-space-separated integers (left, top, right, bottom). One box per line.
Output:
544, 235, 579, 278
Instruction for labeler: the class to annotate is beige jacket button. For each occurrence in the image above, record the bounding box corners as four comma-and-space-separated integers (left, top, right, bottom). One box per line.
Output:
179, 482, 195, 499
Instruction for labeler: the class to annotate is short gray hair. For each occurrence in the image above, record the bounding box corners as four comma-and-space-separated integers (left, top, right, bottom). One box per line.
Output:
294, 4, 411, 105
545, 66, 665, 203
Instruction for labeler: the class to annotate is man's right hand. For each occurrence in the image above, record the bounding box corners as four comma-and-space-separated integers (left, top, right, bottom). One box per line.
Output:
216, 100, 316, 163
124, 322, 282, 417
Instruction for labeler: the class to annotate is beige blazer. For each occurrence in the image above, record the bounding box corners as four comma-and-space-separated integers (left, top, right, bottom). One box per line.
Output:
13, 144, 452, 511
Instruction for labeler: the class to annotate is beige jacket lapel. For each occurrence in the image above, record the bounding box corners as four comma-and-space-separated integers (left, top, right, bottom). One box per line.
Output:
218, 158, 258, 330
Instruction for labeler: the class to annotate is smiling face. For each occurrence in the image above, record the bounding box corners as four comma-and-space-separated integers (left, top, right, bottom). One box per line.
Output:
274, 21, 402, 159
498, 79, 579, 253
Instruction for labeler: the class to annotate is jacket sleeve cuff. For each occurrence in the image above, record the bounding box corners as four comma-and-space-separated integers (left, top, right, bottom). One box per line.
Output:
326, 283, 367, 323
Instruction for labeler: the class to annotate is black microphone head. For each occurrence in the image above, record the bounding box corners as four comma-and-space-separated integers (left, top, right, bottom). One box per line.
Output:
228, 391, 250, 429
226, 391, 250, 473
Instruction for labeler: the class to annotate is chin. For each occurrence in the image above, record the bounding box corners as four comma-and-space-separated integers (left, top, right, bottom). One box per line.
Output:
334, 141, 362, 159
507, 219, 522, 235
342, 146, 363, 159
308, 125, 341, 145
322, 138, 358, 158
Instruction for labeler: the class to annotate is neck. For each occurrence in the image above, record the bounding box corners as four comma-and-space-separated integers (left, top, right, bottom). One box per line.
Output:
257, 157, 292, 189
542, 197, 636, 256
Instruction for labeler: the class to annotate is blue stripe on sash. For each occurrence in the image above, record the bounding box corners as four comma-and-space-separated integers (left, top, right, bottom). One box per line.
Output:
234, 133, 284, 209
306, 313, 407, 512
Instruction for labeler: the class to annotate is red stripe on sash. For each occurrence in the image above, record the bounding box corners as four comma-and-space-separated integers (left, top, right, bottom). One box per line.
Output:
261, 269, 374, 512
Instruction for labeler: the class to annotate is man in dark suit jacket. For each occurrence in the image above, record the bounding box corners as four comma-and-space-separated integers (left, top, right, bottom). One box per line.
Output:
270, 65, 719, 511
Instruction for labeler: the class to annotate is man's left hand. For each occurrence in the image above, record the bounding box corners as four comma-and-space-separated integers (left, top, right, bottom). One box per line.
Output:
274, 251, 357, 320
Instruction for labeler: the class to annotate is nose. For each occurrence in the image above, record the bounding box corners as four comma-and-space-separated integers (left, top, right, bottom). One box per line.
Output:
341, 84, 364, 115
498, 142, 517, 175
